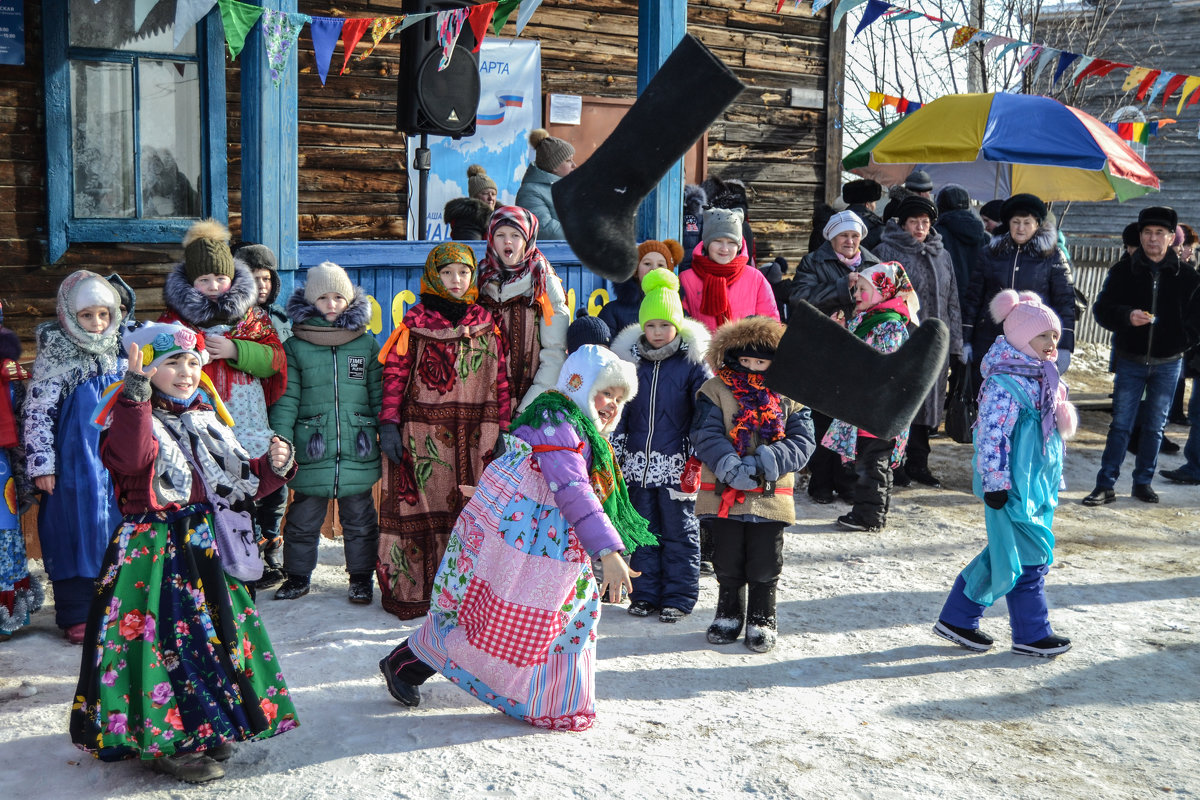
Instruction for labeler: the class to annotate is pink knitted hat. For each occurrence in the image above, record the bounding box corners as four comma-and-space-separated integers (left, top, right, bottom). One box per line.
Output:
990, 289, 1061, 358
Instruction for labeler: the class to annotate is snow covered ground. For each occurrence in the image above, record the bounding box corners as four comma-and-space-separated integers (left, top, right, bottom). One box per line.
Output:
2, 381, 1198, 798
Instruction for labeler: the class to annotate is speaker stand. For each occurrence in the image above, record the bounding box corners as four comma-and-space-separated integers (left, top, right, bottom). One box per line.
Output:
414, 133, 432, 240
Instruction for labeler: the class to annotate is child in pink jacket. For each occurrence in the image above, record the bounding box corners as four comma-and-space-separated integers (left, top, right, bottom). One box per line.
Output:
680, 206, 778, 332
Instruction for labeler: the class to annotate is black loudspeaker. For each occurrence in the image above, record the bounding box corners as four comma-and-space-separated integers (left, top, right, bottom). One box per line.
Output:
397, 0, 481, 138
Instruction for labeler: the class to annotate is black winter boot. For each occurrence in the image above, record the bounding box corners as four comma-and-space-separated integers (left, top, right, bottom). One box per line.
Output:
256, 545, 285, 589
551, 34, 745, 282
348, 573, 374, 605
706, 584, 746, 645
744, 582, 778, 653
274, 574, 310, 601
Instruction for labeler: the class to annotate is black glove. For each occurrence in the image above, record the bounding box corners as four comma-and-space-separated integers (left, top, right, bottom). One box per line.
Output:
379, 423, 404, 465
984, 490, 1008, 510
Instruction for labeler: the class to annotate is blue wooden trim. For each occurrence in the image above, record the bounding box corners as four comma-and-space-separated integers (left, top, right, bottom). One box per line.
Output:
240, 1, 297, 270
41, 2, 227, 264
202, 11, 228, 222
635, 1, 687, 243
291, 240, 614, 341
43, 0, 70, 263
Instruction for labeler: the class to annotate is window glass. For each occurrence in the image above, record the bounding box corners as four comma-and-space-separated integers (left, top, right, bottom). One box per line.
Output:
140, 60, 201, 217
70, 61, 135, 218
68, 0, 196, 54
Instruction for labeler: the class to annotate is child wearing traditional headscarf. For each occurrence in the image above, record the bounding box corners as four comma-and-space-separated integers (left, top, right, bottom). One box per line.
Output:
24, 270, 126, 642
679, 207, 778, 332
71, 323, 298, 783
0, 302, 40, 638
379, 345, 650, 730
477, 206, 570, 413
610, 269, 711, 623
690, 316, 814, 653
823, 262, 919, 533
934, 290, 1077, 658
376, 242, 511, 620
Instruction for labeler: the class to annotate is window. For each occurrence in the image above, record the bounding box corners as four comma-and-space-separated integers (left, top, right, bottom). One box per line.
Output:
43, 0, 227, 262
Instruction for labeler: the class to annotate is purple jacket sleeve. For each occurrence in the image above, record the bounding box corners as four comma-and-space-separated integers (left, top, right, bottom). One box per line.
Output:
516, 412, 624, 557
974, 381, 1021, 492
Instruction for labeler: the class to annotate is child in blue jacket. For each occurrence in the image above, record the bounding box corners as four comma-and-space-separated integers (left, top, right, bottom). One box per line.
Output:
611, 269, 711, 623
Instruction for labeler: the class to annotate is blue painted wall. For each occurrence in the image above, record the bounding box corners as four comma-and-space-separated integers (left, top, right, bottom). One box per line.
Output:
287, 240, 613, 344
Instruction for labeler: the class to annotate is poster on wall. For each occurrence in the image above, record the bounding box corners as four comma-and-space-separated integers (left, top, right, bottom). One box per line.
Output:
0, 0, 25, 66
407, 37, 541, 241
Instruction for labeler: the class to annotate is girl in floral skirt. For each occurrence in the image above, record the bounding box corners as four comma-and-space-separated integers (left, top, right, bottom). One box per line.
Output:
377, 242, 510, 619
70, 323, 299, 783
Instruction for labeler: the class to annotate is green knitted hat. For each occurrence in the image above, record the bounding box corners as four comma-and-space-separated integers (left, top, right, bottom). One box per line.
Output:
639, 268, 684, 331
182, 219, 235, 283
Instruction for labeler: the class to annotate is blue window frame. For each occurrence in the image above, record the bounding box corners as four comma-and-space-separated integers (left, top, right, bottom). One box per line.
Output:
42, 0, 227, 263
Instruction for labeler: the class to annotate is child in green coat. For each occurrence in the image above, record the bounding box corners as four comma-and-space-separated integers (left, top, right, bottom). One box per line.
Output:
269, 262, 382, 605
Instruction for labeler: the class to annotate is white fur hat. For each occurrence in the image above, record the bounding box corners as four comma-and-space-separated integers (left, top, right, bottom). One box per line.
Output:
555, 344, 638, 434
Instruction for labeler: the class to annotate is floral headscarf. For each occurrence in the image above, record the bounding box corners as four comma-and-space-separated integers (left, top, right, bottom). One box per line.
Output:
420, 241, 479, 305
856, 261, 921, 324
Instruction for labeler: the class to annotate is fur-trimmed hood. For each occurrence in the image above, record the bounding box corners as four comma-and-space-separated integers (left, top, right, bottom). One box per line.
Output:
705, 316, 785, 372
285, 284, 372, 330
684, 184, 707, 218
610, 318, 710, 366
987, 220, 1059, 259
554, 344, 638, 434
164, 261, 258, 327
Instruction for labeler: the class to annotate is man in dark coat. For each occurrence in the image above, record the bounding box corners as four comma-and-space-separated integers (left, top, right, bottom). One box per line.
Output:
934, 184, 988, 307
1083, 206, 1200, 506
843, 179, 886, 251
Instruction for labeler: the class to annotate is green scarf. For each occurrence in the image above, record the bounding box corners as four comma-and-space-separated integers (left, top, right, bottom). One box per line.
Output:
510, 391, 657, 554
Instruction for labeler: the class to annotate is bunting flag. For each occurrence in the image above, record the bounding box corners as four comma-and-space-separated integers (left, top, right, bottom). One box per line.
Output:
491, 0, 521, 34
982, 35, 1012, 59
1146, 71, 1177, 105
1074, 58, 1128, 85
866, 91, 922, 114
853, 0, 891, 39
1122, 67, 1152, 93
339, 17, 371, 75
174, 0, 217, 49
1177, 76, 1200, 114
357, 16, 402, 61
950, 26, 979, 49
309, 16, 343, 86
812, 0, 834, 13
437, 8, 470, 70
217, 0, 264, 59
1161, 74, 1189, 107
1135, 69, 1162, 101
1016, 45, 1042, 71
262, 10, 308, 86
468, 2, 498, 52
1052, 51, 1080, 84
1029, 47, 1059, 87
833, 0, 869, 31
514, 0, 540, 36
1106, 119, 1175, 144
1068, 55, 1096, 84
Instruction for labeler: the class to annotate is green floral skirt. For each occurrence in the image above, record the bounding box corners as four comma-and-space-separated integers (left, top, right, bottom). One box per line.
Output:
70, 505, 298, 761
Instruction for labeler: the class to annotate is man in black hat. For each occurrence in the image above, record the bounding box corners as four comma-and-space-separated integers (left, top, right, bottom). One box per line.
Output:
1083, 206, 1200, 506
842, 179, 886, 250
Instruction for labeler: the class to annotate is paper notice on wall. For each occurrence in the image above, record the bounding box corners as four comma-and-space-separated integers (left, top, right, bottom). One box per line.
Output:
0, 0, 25, 66
548, 94, 582, 125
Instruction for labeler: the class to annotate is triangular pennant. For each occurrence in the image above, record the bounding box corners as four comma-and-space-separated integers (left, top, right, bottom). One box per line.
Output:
812, 0, 834, 12
217, 0, 265, 60
1068, 55, 1096, 84
339, 18, 371, 75
930, 20, 959, 35
1135, 69, 1162, 101
1016, 45, 1042, 70
895, 98, 909, 113
491, 0, 520, 34
950, 25, 979, 48
309, 16, 343, 86
436, 8, 470, 70
174, 0, 217, 50
1052, 52, 1080, 84
1177, 76, 1200, 114
1121, 66, 1151, 93
515, 0, 541, 36
890, 11, 924, 21
261, 9, 307, 86
358, 16, 402, 61
1161, 73, 1189, 107
833, 0, 869, 30
981, 35, 1010, 58
1030, 47, 1059, 87
1146, 71, 1176, 105
853, 0, 891, 39
133, 0, 156, 30
905, 101, 921, 114
1075, 59, 1128, 84
468, 2, 498, 51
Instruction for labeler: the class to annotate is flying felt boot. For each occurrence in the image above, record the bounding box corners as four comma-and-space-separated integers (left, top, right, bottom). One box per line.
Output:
552, 34, 745, 282
766, 299, 950, 441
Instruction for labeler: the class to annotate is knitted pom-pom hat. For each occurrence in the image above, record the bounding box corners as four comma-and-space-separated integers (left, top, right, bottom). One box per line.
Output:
637, 238, 684, 269
183, 219, 235, 283
529, 128, 575, 173
467, 164, 497, 199
990, 289, 1061, 359
639, 269, 685, 331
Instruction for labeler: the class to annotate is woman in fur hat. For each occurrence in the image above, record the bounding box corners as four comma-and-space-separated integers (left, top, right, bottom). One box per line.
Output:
961, 193, 1076, 385
160, 221, 286, 467
690, 316, 814, 653
24, 270, 126, 642
379, 345, 651, 731
376, 242, 511, 620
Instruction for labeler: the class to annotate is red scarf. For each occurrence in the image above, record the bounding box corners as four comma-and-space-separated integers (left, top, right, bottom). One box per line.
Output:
691, 251, 749, 326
